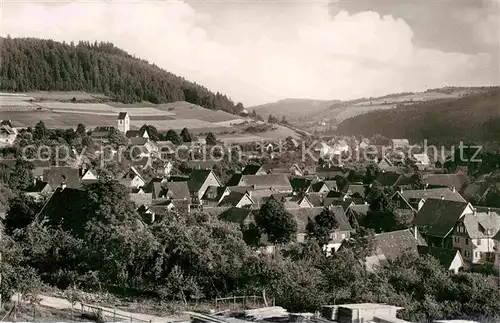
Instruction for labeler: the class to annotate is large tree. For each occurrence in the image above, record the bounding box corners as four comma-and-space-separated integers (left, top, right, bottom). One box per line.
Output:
4, 194, 43, 235
205, 132, 217, 146
180, 127, 192, 143
256, 198, 297, 245
306, 207, 339, 246
165, 130, 181, 145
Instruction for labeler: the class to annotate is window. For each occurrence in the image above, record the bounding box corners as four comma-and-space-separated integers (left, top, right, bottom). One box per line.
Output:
475, 252, 479, 258
465, 238, 469, 245
477, 239, 482, 245
454, 236, 460, 243
464, 251, 470, 258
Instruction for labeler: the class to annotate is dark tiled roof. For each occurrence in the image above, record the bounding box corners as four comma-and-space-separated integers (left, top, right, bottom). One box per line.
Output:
227, 186, 254, 194
288, 206, 352, 233
323, 180, 338, 191
310, 181, 328, 193
117, 112, 128, 120
375, 172, 402, 187
129, 137, 148, 146
241, 164, 262, 175
226, 174, 243, 187
348, 184, 367, 198
218, 207, 253, 223
202, 186, 228, 202
218, 191, 250, 207
152, 198, 190, 214
39, 187, 87, 231
306, 193, 323, 207
25, 180, 52, 193
415, 199, 470, 237
418, 246, 460, 269
143, 177, 165, 193
397, 187, 466, 203
43, 167, 81, 189
289, 177, 312, 193
373, 229, 427, 261
163, 181, 190, 199
424, 174, 470, 192
316, 166, 348, 179
188, 169, 218, 193
238, 174, 292, 191
126, 130, 140, 138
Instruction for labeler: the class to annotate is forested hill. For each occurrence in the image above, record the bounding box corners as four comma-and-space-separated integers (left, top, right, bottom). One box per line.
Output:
0, 37, 242, 114
337, 87, 500, 145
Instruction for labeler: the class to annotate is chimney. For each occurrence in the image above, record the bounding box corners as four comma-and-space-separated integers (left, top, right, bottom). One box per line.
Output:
399, 187, 403, 194
414, 225, 418, 240
424, 183, 428, 190
441, 196, 444, 200
61, 182, 67, 190
487, 208, 491, 215
451, 186, 456, 193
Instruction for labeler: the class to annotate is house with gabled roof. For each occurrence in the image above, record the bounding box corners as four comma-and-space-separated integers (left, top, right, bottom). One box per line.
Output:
392, 187, 466, 212
417, 246, 465, 273
80, 168, 98, 181
412, 153, 431, 170
316, 165, 347, 180
424, 173, 470, 194
25, 179, 53, 201
118, 166, 146, 189
414, 198, 474, 248
310, 181, 330, 194
43, 166, 81, 189
188, 169, 221, 201
377, 156, 394, 171
289, 206, 352, 254
227, 173, 292, 193
158, 181, 190, 200
117, 112, 130, 133
90, 126, 115, 140
451, 210, 500, 265
289, 177, 312, 195
201, 186, 231, 207
356, 228, 427, 272
218, 191, 254, 208
0, 124, 17, 146
391, 139, 409, 150
306, 193, 323, 207
347, 184, 368, 203
345, 203, 369, 228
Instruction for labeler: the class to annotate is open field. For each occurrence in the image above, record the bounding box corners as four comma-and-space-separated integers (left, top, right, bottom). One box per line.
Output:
0, 93, 301, 140
21, 91, 110, 101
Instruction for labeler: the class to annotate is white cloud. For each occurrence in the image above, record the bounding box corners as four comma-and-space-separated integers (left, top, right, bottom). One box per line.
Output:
2, 1, 498, 106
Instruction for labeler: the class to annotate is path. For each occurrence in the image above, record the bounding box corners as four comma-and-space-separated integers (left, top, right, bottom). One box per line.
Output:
12, 294, 187, 323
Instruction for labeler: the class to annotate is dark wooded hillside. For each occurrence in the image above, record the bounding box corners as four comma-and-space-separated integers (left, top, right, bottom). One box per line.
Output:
0, 37, 241, 114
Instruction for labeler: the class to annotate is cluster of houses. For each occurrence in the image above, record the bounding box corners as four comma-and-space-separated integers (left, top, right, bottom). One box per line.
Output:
3, 148, 498, 276
1, 112, 500, 276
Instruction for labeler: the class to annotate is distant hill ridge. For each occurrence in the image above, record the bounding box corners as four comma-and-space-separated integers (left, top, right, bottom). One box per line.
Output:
336, 87, 500, 145
0, 37, 242, 114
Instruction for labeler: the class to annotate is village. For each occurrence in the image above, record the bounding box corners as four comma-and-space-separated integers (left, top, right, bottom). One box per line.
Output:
0, 109, 499, 323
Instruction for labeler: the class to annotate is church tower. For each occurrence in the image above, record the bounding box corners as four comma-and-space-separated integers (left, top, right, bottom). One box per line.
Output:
117, 112, 130, 133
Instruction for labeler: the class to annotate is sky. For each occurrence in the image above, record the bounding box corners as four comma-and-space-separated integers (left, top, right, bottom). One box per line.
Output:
1, 0, 499, 106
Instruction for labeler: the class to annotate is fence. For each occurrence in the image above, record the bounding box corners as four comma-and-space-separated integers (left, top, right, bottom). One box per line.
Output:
213, 296, 275, 311
80, 303, 152, 323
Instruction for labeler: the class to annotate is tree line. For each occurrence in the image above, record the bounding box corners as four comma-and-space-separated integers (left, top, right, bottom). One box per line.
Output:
0, 37, 243, 114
